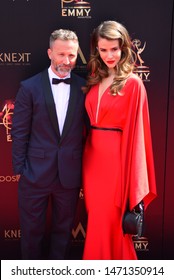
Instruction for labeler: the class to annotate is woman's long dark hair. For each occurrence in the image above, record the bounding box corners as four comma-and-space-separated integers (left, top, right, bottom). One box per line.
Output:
84, 20, 135, 95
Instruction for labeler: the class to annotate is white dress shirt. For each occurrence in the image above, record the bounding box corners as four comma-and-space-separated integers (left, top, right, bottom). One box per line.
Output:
48, 67, 70, 135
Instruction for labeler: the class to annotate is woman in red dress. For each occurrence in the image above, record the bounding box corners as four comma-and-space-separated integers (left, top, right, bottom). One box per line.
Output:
82, 20, 157, 260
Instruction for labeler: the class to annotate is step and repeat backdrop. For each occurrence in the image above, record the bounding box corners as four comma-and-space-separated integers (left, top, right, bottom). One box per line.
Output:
0, 0, 174, 260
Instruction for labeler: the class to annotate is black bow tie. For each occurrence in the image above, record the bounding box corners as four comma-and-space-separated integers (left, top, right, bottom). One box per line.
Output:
52, 78, 71, 85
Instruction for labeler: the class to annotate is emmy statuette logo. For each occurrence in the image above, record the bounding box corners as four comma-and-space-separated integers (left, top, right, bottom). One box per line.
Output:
0, 100, 14, 142
61, 0, 91, 18
132, 39, 150, 82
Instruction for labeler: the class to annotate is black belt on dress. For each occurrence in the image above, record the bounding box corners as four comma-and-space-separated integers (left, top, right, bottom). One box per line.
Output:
91, 126, 122, 132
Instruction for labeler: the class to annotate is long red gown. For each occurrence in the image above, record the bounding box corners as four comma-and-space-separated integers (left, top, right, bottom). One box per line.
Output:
82, 73, 157, 260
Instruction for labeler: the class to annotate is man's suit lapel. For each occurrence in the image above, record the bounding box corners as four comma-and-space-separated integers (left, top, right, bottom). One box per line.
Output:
41, 70, 60, 139
60, 74, 79, 144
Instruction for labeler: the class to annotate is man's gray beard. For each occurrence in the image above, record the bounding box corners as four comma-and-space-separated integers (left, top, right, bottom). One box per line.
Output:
55, 65, 72, 76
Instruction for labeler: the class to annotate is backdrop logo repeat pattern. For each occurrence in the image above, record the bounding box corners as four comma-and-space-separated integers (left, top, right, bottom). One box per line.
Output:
4, 229, 21, 240
133, 39, 150, 82
0, 100, 14, 142
133, 237, 149, 251
0, 52, 31, 66
0, 175, 20, 183
72, 223, 86, 241
61, 0, 91, 18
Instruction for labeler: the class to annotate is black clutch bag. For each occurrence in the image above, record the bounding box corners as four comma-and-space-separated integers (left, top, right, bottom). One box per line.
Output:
122, 201, 144, 237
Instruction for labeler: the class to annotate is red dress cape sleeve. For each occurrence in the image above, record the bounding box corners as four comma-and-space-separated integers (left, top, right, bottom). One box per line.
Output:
115, 76, 157, 213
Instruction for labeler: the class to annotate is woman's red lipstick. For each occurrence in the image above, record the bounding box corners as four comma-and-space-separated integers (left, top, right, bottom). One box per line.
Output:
107, 60, 115, 64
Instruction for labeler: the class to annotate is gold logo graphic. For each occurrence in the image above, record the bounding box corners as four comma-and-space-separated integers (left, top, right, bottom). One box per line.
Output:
0, 100, 14, 142
72, 222, 86, 240
79, 188, 84, 199
0, 175, 20, 183
4, 229, 21, 239
0, 52, 31, 66
133, 236, 149, 251
78, 46, 87, 64
132, 39, 150, 82
61, 0, 91, 18
75, 46, 87, 74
